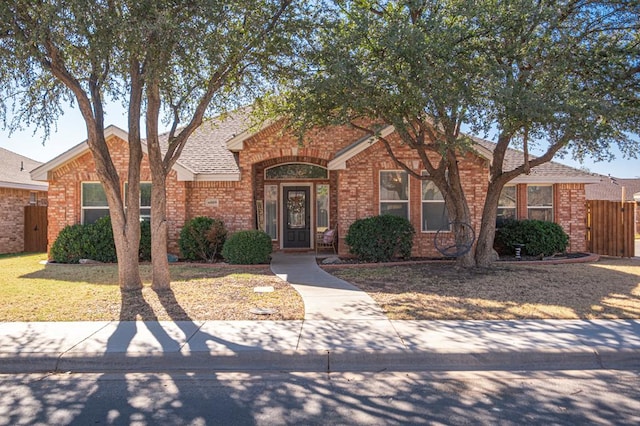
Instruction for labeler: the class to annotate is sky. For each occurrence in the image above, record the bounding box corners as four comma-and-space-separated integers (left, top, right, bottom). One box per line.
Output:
1, 102, 638, 179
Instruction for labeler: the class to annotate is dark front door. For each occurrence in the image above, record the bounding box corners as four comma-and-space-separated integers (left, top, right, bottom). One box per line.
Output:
283, 186, 311, 248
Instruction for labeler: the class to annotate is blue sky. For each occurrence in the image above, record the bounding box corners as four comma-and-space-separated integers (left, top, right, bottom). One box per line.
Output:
1, 103, 638, 178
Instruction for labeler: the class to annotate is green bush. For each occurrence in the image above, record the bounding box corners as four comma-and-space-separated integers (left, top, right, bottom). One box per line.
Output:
139, 220, 152, 261
345, 215, 415, 262
179, 217, 227, 262
222, 230, 272, 264
50, 224, 86, 263
50, 216, 152, 263
494, 219, 569, 257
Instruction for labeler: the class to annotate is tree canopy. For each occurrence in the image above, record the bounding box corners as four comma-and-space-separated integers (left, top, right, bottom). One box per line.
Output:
276, 0, 640, 266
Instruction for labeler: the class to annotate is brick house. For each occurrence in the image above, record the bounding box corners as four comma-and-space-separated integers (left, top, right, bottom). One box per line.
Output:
31, 110, 599, 258
0, 148, 48, 254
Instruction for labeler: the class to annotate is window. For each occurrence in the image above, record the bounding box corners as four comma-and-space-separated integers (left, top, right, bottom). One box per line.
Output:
29, 192, 37, 205
265, 163, 328, 180
380, 171, 409, 219
316, 184, 329, 232
124, 182, 152, 221
497, 185, 517, 223
422, 179, 449, 232
527, 185, 553, 221
82, 182, 109, 224
265, 185, 278, 240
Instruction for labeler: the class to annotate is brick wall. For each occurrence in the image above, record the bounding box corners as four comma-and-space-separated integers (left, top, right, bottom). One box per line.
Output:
0, 187, 47, 254
44, 124, 591, 258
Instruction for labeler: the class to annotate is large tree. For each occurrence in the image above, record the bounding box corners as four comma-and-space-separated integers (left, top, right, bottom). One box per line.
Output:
1, 0, 304, 289
1, 1, 146, 289
278, 0, 640, 267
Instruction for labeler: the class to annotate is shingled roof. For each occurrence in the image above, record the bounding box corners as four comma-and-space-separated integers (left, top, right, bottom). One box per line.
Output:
472, 138, 600, 184
0, 147, 48, 191
586, 177, 640, 202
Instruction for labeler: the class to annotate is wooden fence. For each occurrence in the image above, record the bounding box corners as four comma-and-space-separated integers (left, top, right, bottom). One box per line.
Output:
24, 206, 48, 252
586, 200, 635, 257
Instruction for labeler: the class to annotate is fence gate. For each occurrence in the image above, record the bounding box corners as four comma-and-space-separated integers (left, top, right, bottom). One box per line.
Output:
24, 206, 48, 252
586, 200, 635, 257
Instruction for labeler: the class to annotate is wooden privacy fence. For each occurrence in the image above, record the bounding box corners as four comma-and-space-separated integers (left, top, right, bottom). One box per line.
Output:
586, 200, 635, 257
24, 205, 48, 252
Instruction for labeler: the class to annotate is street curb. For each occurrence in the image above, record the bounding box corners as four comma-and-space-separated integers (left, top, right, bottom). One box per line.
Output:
3, 348, 638, 374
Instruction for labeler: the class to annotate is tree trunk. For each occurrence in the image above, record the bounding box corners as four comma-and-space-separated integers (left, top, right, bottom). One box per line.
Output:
145, 81, 171, 291
475, 183, 502, 267
443, 154, 476, 268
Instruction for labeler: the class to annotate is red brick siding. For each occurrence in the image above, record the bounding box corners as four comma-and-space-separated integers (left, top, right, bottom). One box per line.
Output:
0, 187, 47, 254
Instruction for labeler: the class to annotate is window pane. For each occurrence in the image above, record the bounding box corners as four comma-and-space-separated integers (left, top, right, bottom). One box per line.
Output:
380, 171, 408, 201
528, 208, 553, 221
265, 164, 328, 179
265, 185, 278, 239
499, 186, 516, 208
316, 184, 329, 230
82, 183, 107, 207
140, 183, 152, 207
527, 185, 552, 207
497, 207, 516, 222
422, 180, 444, 201
423, 202, 449, 231
381, 202, 408, 219
83, 209, 110, 224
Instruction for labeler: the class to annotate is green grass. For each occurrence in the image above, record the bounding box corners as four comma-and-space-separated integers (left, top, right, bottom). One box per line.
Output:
0, 253, 304, 321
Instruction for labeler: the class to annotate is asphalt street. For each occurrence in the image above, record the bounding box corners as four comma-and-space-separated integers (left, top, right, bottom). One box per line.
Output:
2, 370, 639, 425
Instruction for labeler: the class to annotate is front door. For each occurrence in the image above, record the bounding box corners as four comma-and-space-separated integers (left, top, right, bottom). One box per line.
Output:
283, 186, 311, 248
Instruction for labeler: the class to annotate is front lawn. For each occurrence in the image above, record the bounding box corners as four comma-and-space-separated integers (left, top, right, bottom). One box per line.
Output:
328, 258, 640, 320
0, 253, 304, 321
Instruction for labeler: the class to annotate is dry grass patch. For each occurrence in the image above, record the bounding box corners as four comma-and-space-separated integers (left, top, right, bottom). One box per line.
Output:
328, 258, 640, 320
0, 253, 303, 321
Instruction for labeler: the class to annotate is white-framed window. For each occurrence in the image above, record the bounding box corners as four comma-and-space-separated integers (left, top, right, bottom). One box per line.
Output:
379, 170, 409, 219
527, 185, 553, 221
265, 184, 278, 240
421, 178, 449, 232
81, 182, 109, 224
29, 192, 37, 205
316, 184, 330, 232
497, 185, 517, 223
124, 182, 152, 221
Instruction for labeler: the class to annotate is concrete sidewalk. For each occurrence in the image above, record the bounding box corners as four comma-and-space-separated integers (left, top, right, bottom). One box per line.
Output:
1, 319, 639, 374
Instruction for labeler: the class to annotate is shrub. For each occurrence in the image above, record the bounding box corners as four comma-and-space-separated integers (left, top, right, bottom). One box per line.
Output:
222, 230, 272, 264
50, 224, 86, 263
494, 219, 569, 257
50, 216, 152, 263
179, 217, 227, 262
139, 220, 152, 261
345, 215, 415, 262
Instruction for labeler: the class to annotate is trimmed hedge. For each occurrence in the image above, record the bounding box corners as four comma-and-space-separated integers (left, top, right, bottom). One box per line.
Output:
178, 217, 227, 262
50, 216, 151, 263
222, 230, 273, 264
345, 214, 415, 262
494, 219, 569, 257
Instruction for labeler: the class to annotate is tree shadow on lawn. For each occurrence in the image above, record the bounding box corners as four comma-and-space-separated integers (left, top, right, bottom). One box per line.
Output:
334, 258, 640, 320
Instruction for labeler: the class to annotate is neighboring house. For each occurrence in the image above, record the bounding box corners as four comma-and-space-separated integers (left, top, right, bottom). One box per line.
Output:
0, 147, 48, 254
586, 177, 640, 235
31, 110, 600, 258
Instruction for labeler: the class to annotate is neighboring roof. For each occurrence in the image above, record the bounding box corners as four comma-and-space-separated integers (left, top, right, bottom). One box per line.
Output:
473, 138, 601, 184
585, 177, 640, 202
0, 147, 48, 191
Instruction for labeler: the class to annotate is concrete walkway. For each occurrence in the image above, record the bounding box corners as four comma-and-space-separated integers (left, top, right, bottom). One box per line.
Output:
270, 252, 387, 320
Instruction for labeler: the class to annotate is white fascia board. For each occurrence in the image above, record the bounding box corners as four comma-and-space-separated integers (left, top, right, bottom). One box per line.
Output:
0, 181, 49, 191
633, 192, 640, 202
508, 175, 602, 184
328, 125, 396, 170
226, 119, 276, 151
